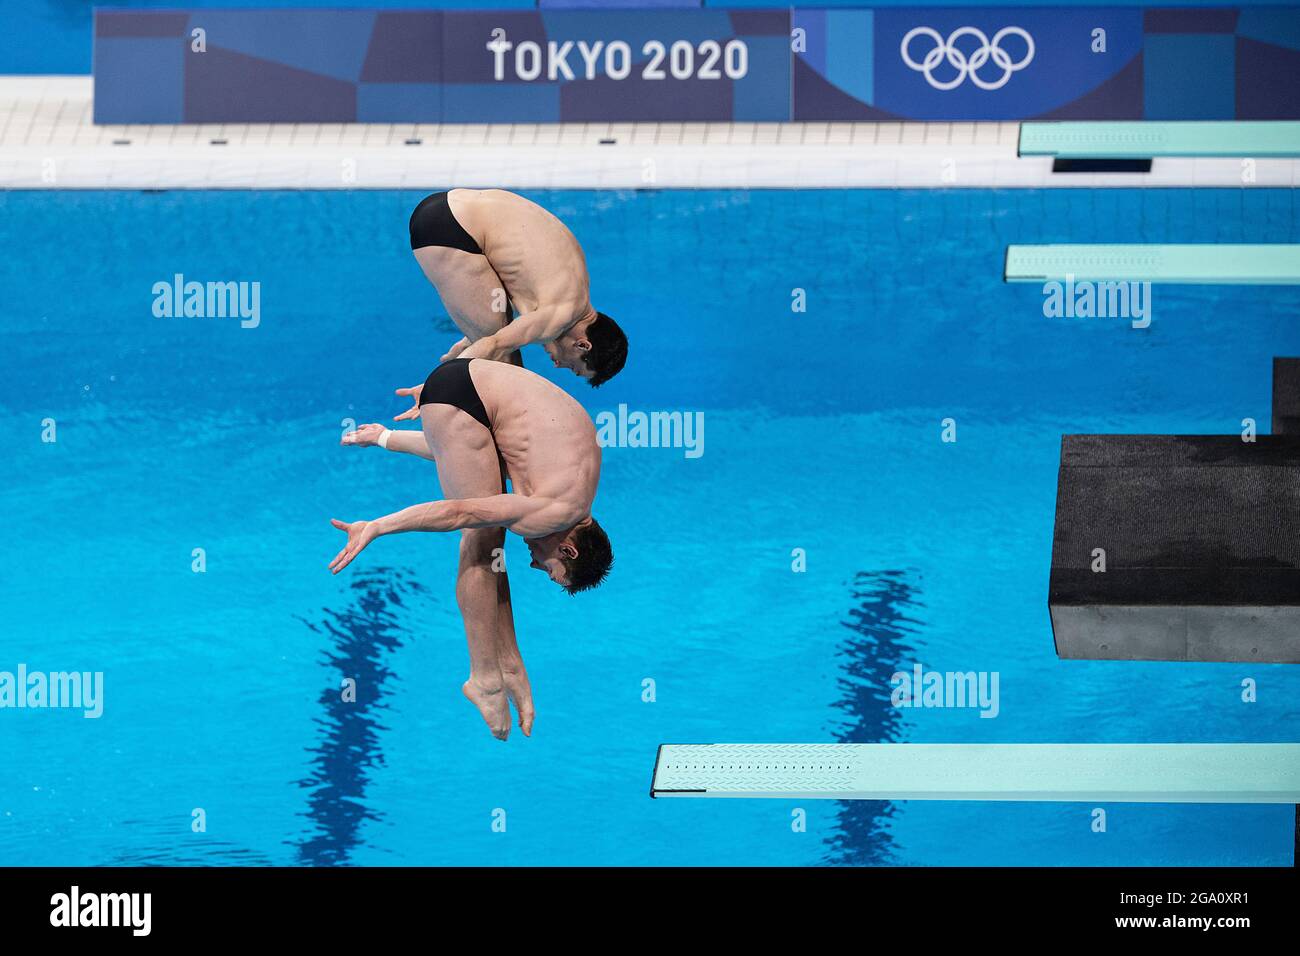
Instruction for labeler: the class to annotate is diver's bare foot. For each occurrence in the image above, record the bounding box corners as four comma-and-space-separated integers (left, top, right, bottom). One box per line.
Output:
462, 678, 510, 741
500, 661, 535, 737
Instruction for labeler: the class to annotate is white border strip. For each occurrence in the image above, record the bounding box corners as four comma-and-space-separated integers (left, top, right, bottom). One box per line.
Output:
3, 77, 1299, 189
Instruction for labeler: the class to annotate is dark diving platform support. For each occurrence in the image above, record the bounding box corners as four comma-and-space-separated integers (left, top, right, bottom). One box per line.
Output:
1048, 434, 1300, 663
1275, 357, 1300, 436
1284, 360, 1300, 865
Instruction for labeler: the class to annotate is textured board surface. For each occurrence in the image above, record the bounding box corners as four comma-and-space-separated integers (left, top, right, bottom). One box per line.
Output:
1050, 435, 1300, 607
651, 744, 1300, 802
1005, 244, 1300, 284
1020, 121, 1300, 158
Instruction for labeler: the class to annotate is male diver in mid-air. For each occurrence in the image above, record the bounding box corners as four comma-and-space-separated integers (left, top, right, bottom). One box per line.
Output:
403, 188, 628, 396
332, 358, 612, 741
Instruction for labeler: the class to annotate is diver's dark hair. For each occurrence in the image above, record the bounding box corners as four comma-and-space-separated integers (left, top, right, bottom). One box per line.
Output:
562, 518, 613, 594
580, 312, 627, 387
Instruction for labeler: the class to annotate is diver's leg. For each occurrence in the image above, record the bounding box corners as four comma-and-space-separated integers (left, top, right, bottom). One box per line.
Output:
413, 246, 524, 367
483, 457, 532, 734
413, 246, 512, 345
455, 528, 512, 740
423, 407, 514, 740
491, 549, 534, 735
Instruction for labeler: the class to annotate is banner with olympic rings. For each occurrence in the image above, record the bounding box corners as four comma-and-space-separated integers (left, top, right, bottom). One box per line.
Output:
93, 6, 1300, 124
793, 6, 1300, 121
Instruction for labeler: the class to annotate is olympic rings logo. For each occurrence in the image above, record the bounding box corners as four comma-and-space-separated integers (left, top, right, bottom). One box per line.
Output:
900, 26, 1035, 91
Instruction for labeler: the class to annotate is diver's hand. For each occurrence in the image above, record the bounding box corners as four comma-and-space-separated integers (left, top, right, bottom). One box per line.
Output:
441, 337, 470, 362
459, 337, 507, 363
340, 423, 386, 448
394, 385, 422, 422
328, 518, 379, 574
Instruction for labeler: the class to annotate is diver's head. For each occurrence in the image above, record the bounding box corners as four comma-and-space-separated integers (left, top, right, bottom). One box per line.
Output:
545, 312, 627, 386
526, 517, 613, 594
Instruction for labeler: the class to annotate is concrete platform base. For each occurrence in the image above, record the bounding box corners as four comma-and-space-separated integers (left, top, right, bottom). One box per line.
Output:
1052, 605, 1300, 663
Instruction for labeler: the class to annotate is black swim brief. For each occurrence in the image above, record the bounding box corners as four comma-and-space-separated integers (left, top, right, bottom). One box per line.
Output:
418, 358, 492, 431
409, 191, 482, 254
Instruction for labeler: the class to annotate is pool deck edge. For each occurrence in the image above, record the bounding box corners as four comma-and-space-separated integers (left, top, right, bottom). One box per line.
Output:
3, 76, 1298, 190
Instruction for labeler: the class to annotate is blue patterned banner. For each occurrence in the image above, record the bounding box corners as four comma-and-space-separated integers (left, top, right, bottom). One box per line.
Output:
93, 6, 1300, 123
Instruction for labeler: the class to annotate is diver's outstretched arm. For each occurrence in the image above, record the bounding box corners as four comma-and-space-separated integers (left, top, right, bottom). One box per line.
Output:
341, 423, 434, 461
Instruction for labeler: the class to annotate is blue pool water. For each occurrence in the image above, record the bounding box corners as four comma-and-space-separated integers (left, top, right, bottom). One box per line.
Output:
2, 187, 1299, 866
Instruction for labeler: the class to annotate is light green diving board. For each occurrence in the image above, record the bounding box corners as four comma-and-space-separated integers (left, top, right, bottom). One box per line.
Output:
1004, 244, 1300, 284
1019, 121, 1300, 158
650, 744, 1300, 803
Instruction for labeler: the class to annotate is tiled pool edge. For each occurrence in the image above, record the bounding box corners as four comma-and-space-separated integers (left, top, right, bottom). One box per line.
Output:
2, 76, 1298, 190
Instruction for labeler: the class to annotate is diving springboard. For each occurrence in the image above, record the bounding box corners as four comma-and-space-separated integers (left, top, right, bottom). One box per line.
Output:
1004, 244, 1300, 284
1019, 121, 1300, 158
650, 743, 1300, 803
